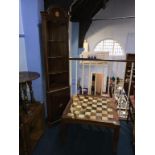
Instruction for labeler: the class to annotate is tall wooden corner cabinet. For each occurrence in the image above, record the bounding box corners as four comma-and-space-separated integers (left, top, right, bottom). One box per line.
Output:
41, 7, 70, 126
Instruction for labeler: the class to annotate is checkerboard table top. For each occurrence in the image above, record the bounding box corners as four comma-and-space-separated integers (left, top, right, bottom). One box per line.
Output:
63, 95, 120, 125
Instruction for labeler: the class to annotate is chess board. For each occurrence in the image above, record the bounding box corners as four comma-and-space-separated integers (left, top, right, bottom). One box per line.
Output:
64, 95, 119, 125
62, 95, 120, 152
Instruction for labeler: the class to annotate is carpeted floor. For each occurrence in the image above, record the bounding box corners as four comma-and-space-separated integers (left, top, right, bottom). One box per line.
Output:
32, 121, 134, 155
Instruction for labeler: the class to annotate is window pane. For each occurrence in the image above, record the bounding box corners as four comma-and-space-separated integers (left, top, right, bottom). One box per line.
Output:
94, 39, 123, 56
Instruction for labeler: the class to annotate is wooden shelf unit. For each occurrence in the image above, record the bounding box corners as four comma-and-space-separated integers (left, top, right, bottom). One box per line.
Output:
41, 7, 70, 126
124, 54, 135, 95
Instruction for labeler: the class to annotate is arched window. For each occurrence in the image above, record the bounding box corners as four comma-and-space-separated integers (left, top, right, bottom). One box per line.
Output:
94, 39, 123, 56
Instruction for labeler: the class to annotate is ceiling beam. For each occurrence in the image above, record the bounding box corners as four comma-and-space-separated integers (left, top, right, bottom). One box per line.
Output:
70, 0, 109, 47
44, 0, 110, 47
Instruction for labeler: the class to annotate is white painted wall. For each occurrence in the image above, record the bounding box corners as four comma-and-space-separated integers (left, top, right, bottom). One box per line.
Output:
85, 0, 135, 53
85, 18, 135, 54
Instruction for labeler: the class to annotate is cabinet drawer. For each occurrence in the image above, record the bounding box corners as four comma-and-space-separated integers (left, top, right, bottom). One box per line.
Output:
47, 88, 70, 123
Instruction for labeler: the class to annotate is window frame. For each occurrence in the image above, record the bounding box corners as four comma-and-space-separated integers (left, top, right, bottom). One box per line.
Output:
93, 39, 124, 56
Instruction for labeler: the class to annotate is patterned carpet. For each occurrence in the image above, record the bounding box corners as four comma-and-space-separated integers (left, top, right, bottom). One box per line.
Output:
32, 121, 134, 155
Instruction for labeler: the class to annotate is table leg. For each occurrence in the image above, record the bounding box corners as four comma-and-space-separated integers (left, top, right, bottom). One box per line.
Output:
59, 121, 68, 144
113, 125, 120, 152
27, 81, 35, 103
21, 82, 29, 113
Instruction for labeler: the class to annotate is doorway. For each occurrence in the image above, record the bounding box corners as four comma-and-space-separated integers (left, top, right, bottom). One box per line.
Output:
91, 72, 104, 95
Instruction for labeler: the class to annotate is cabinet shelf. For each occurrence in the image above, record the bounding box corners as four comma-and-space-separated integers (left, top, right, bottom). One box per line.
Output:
48, 40, 66, 42
48, 56, 67, 59
48, 71, 68, 75
48, 86, 69, 93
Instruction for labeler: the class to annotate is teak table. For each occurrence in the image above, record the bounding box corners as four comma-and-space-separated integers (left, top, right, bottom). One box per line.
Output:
61, 95, 120, 152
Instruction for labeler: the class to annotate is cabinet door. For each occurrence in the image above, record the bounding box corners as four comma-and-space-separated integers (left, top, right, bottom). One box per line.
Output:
47, 88, 70, 123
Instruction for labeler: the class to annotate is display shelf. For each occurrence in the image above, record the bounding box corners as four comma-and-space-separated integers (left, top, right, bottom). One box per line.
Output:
48, 70, 68, 75
114, 87, 129, 120
48, 86, 70, 93
48, 40, 66, 42
48, 56, 65, 59
41, 7, 70, 125
124, 54, 135, 95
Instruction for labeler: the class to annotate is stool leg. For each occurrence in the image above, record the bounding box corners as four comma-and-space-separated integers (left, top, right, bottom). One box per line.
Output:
27, 81, 35, 103
113, 126, 120, 152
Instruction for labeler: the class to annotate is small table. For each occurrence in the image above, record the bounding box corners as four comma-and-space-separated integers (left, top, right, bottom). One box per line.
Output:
19, 71, 40, 103
19, 71, 44, 155
19, 71, 40, 113
19, 71, 40, 83
61, 95, 120, 152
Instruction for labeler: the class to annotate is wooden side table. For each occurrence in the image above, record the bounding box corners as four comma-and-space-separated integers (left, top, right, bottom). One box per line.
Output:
19, 71, 40, 112
19, 71, 45, 155
61, 95, 120, 152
